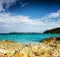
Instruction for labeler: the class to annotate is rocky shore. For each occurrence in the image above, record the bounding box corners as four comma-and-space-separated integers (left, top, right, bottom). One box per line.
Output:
0, 37, 60, 57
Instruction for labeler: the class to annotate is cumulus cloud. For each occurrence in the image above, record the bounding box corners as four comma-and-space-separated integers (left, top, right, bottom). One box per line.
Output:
47, 10, 60, 18
41, 10, 60, 22
0, 11, 60, 33
0, 12, 42, 25
0, 12, 44, 32
0, 0, 17, 11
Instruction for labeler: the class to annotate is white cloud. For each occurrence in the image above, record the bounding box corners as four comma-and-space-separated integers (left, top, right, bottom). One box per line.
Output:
0, 12, 44, 33
0, 10, 60, 33
0, 12, 42, 25
0, 11, 60, 33
48, 10, 60, 18
41, 10, 60, 22
0, 0, 29, 11
19, 2, 29, 7
0, 0, 17, 11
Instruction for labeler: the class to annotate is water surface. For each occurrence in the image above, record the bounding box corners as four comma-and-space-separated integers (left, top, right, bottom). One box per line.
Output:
0, 33, 60, 43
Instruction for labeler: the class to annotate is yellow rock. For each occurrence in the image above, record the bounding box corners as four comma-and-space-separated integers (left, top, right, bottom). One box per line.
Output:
15, 53, 23, 57
0, 53, 4, 57
0, 55, 4, 57
40, 52, 50, 57
7, 53, 13, 57
56, 44, 60, 48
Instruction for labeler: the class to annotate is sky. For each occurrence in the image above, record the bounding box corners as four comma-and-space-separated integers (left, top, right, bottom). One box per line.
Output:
0, 0, 60, 33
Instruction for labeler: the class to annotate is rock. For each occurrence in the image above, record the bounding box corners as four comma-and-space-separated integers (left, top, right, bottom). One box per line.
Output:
41, 37, 60, 44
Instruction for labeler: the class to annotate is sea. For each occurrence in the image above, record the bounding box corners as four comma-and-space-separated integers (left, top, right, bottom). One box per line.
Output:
0, 33, 60, 43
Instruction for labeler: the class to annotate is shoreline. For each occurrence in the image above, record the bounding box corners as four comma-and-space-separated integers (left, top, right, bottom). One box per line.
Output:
0, 37, 60, 57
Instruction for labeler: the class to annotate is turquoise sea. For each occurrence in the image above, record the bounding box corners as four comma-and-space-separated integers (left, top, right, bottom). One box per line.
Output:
0, 33, 60, 43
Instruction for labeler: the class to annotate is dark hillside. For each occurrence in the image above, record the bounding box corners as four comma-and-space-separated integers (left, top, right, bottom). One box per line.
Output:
44, 27, 60, 33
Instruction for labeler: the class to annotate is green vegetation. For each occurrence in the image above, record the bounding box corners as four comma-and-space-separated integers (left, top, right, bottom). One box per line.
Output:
44, 27, 60, 33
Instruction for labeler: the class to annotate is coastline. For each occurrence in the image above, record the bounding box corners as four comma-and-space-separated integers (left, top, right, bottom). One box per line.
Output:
0, 37, 60, 57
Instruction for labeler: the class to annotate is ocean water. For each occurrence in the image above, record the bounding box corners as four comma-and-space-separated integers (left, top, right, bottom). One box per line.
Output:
0, 33, 60, 43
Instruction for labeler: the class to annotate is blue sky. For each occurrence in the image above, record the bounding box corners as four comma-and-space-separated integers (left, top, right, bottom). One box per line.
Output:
0, 0, 60, 33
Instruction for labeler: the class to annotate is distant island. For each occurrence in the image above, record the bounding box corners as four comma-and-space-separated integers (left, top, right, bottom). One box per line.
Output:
0, 27, 60, 34
44, 27, 60, 33
0, 32, 41, 34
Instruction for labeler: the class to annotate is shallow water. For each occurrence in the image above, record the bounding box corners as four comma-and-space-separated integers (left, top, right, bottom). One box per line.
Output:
0, 33, 60, 43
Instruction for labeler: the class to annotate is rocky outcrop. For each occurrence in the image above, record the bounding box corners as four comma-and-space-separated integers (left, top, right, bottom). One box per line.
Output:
0, 37, 60, 57
41, 37, 60, 44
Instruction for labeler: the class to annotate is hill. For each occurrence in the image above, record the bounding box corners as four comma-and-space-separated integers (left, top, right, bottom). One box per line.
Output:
44, 27, 60, 33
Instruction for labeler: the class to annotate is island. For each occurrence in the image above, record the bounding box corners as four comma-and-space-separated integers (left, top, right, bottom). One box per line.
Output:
9, 32, 41, 34
44, 27, 60, 33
